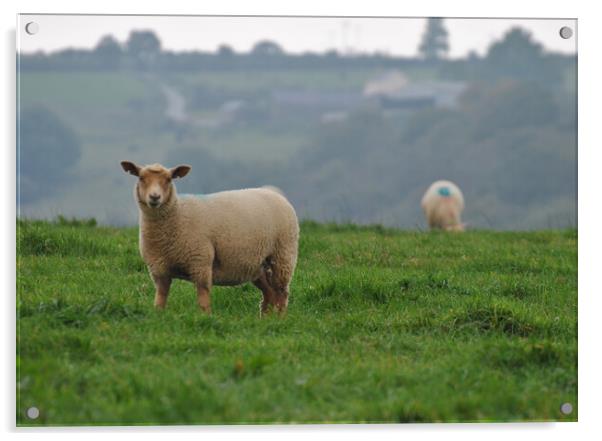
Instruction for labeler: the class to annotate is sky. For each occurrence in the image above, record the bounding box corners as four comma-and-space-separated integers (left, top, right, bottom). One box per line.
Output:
17, 15, 577, 58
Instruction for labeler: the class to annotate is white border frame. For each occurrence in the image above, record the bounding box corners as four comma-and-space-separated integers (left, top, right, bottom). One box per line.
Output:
3, 1, 600, 440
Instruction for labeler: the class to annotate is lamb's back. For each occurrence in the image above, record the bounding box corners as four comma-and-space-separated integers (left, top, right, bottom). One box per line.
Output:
421, 180, 464, 213
178, 188, 297, 250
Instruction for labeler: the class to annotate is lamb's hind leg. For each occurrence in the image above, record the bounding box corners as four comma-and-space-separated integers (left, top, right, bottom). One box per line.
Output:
253, 271, 277, 317
266, 248, 297, 314
196, 284, 212, 314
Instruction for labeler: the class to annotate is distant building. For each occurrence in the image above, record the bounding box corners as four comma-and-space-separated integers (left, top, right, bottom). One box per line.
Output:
363, 71, 410, 97
269, 70, 467, 121
363, 70, 467, 110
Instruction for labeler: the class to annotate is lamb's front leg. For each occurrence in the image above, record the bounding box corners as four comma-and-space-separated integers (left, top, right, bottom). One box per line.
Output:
193, 269, 213, 314
152, 274, 172, 309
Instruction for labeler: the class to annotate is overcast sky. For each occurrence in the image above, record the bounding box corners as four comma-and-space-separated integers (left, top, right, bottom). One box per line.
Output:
18, 15, 576, 58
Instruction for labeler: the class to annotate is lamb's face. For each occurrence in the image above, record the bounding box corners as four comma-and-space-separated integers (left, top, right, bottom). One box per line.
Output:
120, 161, 192, 210
138, 166, 174, 209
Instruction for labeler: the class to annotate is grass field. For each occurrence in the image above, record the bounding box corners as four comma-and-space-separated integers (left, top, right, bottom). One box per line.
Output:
16, 219, 577, 425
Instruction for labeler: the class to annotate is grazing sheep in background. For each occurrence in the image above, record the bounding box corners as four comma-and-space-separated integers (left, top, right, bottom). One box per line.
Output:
120, 161, 299, 315
421, 180, 466, 232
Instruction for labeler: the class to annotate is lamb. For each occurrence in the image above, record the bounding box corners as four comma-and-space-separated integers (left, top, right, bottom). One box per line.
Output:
120, 161, 299, 315
421, 180, 465, 232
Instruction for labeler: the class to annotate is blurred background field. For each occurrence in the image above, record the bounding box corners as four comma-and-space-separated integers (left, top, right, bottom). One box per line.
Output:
17, 17, 576, 229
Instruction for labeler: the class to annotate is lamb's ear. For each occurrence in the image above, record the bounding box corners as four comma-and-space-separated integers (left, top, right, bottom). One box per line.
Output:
170, 165, 191, 179
121, 161, 140, 177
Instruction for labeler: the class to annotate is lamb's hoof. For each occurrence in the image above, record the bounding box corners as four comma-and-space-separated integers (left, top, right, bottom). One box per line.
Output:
259, 306, 286, 318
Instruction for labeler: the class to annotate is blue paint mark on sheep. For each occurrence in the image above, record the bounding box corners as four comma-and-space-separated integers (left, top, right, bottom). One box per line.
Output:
438, 187, 451, 197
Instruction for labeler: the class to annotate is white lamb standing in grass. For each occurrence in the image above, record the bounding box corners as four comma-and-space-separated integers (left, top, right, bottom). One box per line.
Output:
421, 180, 466, 232
120, 161, 299, 315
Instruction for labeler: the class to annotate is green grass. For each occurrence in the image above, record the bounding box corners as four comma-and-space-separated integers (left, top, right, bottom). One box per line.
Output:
16, 219, 577, 425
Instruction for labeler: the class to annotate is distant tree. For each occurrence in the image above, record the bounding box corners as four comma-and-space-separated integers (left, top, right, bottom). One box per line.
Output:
482, 27, 562, 84
53, 49, 93, 70
251, 40, 284, 56
487, 27, 543, 66
217, 44, 235, 56
402, 108, 464, 143
460, 80, 558, 138
18, 107, 81, 203
418, 18, 449, 61
94, 35, 122, 69
126, 30, 161, 69
467, 50, 479, 61
216, 44, 235, 68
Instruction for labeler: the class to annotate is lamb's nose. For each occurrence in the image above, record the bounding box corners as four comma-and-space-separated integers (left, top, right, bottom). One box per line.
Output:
149, 193, 160, 202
